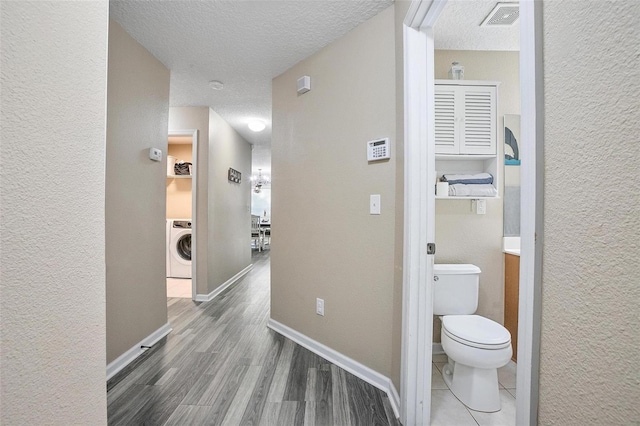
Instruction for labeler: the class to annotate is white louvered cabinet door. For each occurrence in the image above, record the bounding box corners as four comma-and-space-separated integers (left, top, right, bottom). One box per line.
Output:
434, 86, 459, 154
434, 83, 497, 156
460, 86, 496, 155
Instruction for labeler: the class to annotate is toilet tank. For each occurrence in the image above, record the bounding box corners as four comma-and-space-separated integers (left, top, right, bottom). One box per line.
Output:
433, 264, 481, 315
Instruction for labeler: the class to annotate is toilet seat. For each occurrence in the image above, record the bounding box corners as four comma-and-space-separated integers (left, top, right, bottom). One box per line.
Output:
442, 315, 511, 350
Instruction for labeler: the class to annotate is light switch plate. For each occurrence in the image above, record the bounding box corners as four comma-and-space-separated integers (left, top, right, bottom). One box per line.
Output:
370, 194, 381, 215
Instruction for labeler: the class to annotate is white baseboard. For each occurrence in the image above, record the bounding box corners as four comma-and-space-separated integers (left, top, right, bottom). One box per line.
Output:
433, 343, 445, 354
267, 319, 400, 420
106, 322, 172, 381
195, 264, 253, 303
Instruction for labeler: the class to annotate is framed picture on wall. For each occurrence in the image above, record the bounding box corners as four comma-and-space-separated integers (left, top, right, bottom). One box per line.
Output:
228, 168, 241, 183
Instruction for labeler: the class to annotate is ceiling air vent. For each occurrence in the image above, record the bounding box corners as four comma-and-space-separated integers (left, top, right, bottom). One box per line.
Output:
481, 3, 519, 27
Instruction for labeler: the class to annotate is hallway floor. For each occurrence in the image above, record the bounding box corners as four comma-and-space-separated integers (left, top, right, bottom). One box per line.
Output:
107, 251, 400, 425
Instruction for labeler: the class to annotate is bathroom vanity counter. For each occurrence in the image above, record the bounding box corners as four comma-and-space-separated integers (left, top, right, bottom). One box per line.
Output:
503, 237, 521, 256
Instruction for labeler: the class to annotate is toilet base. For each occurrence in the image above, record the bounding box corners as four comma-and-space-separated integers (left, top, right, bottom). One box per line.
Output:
442, 361, 501, 413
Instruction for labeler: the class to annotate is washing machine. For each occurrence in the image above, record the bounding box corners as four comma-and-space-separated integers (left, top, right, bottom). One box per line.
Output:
167, 219, 192, 278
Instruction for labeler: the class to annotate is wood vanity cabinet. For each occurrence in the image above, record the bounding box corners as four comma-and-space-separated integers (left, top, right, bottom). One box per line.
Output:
504, 253, 520, 362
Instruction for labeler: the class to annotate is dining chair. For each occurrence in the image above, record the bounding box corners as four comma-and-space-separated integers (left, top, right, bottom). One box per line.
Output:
251, 215, 263, 251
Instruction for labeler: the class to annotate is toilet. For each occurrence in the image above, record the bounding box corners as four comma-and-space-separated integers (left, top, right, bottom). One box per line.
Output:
434, 264, 512, 412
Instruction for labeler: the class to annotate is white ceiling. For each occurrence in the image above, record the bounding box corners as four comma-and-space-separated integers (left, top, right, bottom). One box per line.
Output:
434, 1, 519, 51
110, 1, 518, 176
110, 0, 393, 175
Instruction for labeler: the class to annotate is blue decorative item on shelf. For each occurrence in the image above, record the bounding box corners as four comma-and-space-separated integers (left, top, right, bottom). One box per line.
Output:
504, 126, 520, 165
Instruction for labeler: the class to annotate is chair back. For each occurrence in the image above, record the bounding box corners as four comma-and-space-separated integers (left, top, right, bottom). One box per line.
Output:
251, 215, 261, 233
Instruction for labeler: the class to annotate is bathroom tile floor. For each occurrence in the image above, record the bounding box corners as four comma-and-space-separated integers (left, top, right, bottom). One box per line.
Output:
431, 353, 517, 426
166, 278, 192, 298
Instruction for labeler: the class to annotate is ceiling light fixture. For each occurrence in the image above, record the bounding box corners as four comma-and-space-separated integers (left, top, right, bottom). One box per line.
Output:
248, 120, 266, 132
251, 169, 270, 193
209, 80, 224, 90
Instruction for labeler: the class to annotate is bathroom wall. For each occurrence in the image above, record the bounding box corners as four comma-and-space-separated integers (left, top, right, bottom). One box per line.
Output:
432, 50, 520, 341
539, 1, 640, 423
272, 5, 400, 384
168, 107, 209, 295
503, 114, 521, 237
166, 143, 193, 219
0, 2, 109, 423
106, 20, 170, 363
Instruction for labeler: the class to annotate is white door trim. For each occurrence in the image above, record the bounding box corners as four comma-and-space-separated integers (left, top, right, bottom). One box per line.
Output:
168, 129, 198, 300
401, 1, 543, 424
400, 4, 440, 423
516, 1, 544, 424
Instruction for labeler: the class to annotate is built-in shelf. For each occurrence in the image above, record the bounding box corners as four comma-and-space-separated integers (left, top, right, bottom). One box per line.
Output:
436, 195, 500, 200
167, 174, 192, 179
435, 79, 501, 87
434, 80, 500, 200
435, 154, 496, 161
435, 156, 500, 199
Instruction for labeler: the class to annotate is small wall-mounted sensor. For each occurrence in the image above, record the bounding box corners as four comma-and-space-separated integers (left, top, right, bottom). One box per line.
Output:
149, 148, 162, 162
297, 76, 311, 94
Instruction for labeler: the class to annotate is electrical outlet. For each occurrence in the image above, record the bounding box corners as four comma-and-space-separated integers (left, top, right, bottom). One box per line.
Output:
476, 199, 487, 215
316, 298, 325, 316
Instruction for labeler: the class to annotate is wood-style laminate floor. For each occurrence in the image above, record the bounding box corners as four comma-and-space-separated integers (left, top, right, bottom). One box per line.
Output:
107, 250, 401, 426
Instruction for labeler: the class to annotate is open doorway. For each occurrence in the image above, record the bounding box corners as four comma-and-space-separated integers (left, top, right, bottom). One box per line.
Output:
428, 4, 520, 423
401, 1, 543, 424
166, 130, 198, 300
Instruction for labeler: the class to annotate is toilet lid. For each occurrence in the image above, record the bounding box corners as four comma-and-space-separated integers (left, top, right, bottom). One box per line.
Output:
443, 315, 511, 348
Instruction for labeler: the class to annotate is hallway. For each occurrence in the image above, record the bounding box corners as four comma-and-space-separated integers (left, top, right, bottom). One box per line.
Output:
107, 251, 400, 425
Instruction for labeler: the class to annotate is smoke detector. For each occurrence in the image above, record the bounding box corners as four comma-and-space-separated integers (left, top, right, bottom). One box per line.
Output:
481, 3, 519, 27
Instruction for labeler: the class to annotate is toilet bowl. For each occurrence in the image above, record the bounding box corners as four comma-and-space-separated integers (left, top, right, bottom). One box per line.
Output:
440, 315, 512, 412
434, 264, 512, 412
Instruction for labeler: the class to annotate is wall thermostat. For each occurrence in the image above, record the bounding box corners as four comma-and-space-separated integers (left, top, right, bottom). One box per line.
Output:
367, 137, 390, 161
149, 147, 162, 162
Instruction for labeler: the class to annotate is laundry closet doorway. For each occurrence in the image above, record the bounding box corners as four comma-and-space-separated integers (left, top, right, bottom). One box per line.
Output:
166, 129, 198, 300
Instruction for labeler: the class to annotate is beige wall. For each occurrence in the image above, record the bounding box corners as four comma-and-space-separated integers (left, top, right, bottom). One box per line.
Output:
166, 144, 193, 219
208, 109, 252, 293
432, 50, 520, 340
168, 107, 209, 295
539, 1, 640, 423
0, 1, 108, 424
271, 6, 399, 381
106, 20, 170, 363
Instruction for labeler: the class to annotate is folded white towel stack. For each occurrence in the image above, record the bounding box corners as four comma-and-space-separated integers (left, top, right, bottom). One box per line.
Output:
449, 184, 498, 197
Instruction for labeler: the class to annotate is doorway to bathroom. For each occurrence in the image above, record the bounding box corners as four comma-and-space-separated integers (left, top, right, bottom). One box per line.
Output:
401, 1, 543, 425
166, 130, 198, 300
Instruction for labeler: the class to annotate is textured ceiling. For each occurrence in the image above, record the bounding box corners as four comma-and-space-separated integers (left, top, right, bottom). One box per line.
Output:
110, 0, 393, 174
434, 1, 519, 51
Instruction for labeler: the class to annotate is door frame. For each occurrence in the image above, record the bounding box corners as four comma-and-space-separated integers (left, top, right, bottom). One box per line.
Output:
168, 129, 198, 300
401, 1, 544, 424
